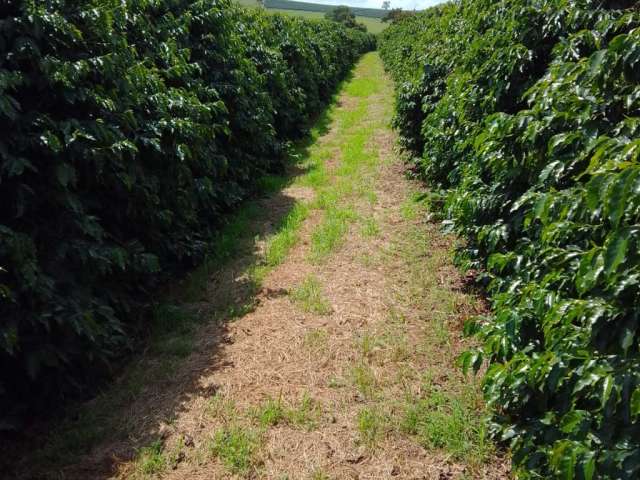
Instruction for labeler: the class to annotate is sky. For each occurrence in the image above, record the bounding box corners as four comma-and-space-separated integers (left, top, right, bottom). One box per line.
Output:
301, 0, 442, 10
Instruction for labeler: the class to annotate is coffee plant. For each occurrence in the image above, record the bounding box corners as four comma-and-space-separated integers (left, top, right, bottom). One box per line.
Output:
0, 0, 374, 424
380, 0, 639, 478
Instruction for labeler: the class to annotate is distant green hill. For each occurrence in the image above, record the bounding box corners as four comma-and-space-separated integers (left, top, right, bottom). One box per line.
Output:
264, 0, 387, 19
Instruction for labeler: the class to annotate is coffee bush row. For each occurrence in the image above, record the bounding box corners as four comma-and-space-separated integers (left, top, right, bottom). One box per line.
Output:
0, 0, 374, 422
380, 1, 639, 477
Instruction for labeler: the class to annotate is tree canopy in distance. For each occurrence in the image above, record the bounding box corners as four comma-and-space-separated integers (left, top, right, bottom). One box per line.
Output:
324, 6, 367, 31
382, 8, 414, 23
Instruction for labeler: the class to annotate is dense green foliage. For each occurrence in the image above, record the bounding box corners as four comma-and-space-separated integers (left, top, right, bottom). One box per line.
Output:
0, 0, 373, 423
263, 0, 387, 19
325, 6, 367, 32
380, 0, 640, 478
381, 8, 415, 24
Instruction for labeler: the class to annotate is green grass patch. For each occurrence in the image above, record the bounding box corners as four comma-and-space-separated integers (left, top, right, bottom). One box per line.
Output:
132, 437, 185, 477
249, 393, 321, 431
350, 362, 377, 400
291, 276, 332, 315
360, 185, 378, 205
150, 305, 197, 358
286, 392, 322, 431
251, 397, 286, 428
264, 202, 310, 267
309, 206, 357, 262
211, 203, 261, 263
151, 334, 194, 358
380, 310, 411, 362
399, 387, 492, 465
382, 328, 410, 363
400, 198, 419, 221
256, 174, 289, 194
207, 426, 261, 474
313, 189, 340, 210
361, 215, 381, 238
206, 393, 238, 421
357, 407, 385, 449
357, 331, 378, 359
298, 150, 331, 189
134, 440, 168, 476
151, 304, 195, 336
309, 469, 331, 480
345, 78, 381, 98
338, 107, 368, 140
180, 202, 260, 302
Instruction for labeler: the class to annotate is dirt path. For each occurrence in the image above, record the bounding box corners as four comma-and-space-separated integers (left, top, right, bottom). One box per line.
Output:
11, 53, 509, 480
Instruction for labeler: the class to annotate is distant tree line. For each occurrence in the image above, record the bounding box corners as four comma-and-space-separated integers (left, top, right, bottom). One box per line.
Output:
382, 8, 415, 23
325, 6, 367, 32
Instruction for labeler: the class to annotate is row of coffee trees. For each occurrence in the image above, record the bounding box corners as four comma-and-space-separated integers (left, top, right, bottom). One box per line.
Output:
380, 0, 640, 478
0, 0, 374, 423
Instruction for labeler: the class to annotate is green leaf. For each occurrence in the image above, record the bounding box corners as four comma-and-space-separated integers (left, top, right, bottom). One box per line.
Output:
551, 441, 577, 480
601, 375, 614, 409
56, 163, 76, 187
607, 169, 638, 227
603, 228, 629, 277
559, 410, 587, 434
576, 249, 604, 294
40, 131, 63, 153
631, 388, 640, 420
588, 49, 607, 76
1, 155, 37, 177
582, 451, 596, 480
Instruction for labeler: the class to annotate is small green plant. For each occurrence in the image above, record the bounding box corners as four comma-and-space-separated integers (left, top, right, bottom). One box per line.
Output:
309, 207, 357, 262
350, 362, 377, 400
432, 318, 450, 347
399, 198, 418, 221
310, 469, 331, 480
291, 277, 332, 315
286, 392, 322, 431
360, 216, 380, 237
206, 393, 237, 422
225, 298, 259, 320
135, 440, 167, 476
252, 397, 286, 427
264, 203, 310, 267
249, 393, 321, 431
357, 407, 385, 448
382, 329, 410, 362
399, 389, 491, 464
207, 426, 260, 474
357, 331, 376, 359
